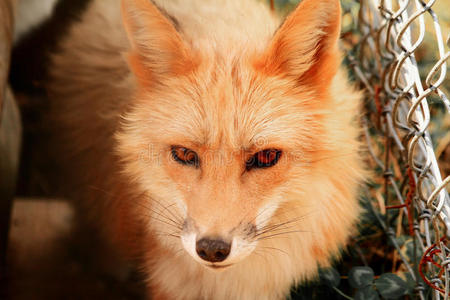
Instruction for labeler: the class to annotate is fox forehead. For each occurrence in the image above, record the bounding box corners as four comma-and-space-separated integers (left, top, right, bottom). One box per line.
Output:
138, 61, 321, 150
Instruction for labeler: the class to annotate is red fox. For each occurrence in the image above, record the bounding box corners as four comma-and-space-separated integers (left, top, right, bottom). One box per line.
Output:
21, 0, 365, 298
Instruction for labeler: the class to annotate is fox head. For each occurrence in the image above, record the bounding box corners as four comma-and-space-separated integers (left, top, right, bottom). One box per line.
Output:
117, 0, 362, 272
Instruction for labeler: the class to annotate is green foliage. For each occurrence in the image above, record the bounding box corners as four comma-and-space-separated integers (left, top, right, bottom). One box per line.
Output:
294, 266, 415, 299
348, 267, 374, 289
374, 274, 408, 299
319, 268, 341, 288
355, 286, 380, 300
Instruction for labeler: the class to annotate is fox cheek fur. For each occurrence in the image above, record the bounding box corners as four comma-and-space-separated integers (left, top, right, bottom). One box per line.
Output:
41, 0, 366, 298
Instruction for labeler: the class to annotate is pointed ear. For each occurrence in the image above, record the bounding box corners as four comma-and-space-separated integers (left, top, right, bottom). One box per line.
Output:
121, 0, 195, 86
255, 0, 342, 89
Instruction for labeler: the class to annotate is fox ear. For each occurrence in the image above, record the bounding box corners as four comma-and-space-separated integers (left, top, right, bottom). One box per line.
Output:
256, 0, 341, 89
121, 0, 195, 86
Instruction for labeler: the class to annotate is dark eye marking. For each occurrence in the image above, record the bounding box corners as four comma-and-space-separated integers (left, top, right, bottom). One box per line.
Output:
245, 149, 282, 171
171, 146, 199, 168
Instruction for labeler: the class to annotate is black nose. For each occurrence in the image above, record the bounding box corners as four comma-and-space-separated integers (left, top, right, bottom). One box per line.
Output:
196, 238, 231, 262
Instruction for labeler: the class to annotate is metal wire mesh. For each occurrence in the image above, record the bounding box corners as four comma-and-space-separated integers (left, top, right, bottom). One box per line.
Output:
343, 0, 450, 298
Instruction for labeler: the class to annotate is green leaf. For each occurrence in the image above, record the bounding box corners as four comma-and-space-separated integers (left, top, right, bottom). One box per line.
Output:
355, 285, 380, 300
405, 240, 423, 262
349, 266, 375, 288
375, 273, 408, 299
395, 236, 408, 247
319, 268, 341, 288
404, 272, 415, 295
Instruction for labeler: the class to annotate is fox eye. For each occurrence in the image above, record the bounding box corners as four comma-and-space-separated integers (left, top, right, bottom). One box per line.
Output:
246, 149, 282, 171
171, 146, 199, 167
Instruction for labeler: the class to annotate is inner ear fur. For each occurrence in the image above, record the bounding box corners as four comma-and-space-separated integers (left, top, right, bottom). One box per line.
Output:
121, 0, 196, 86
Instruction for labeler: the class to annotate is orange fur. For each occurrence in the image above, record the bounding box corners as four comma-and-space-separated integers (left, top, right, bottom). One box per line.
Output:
42, 0, 366, 299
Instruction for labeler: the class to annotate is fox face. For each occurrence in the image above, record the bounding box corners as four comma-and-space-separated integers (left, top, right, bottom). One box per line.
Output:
116, 0, 362, 275
118, 62, 317, 270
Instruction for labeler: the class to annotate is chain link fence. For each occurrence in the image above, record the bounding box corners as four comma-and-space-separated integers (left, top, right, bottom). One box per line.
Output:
342, 0, 450, 298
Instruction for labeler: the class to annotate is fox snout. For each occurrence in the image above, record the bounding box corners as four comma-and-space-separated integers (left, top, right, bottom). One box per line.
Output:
180, 216, 260, 269
196, 238, 231, 263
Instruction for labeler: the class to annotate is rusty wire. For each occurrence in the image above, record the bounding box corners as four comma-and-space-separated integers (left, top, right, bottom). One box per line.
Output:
345, 0, 450, 298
